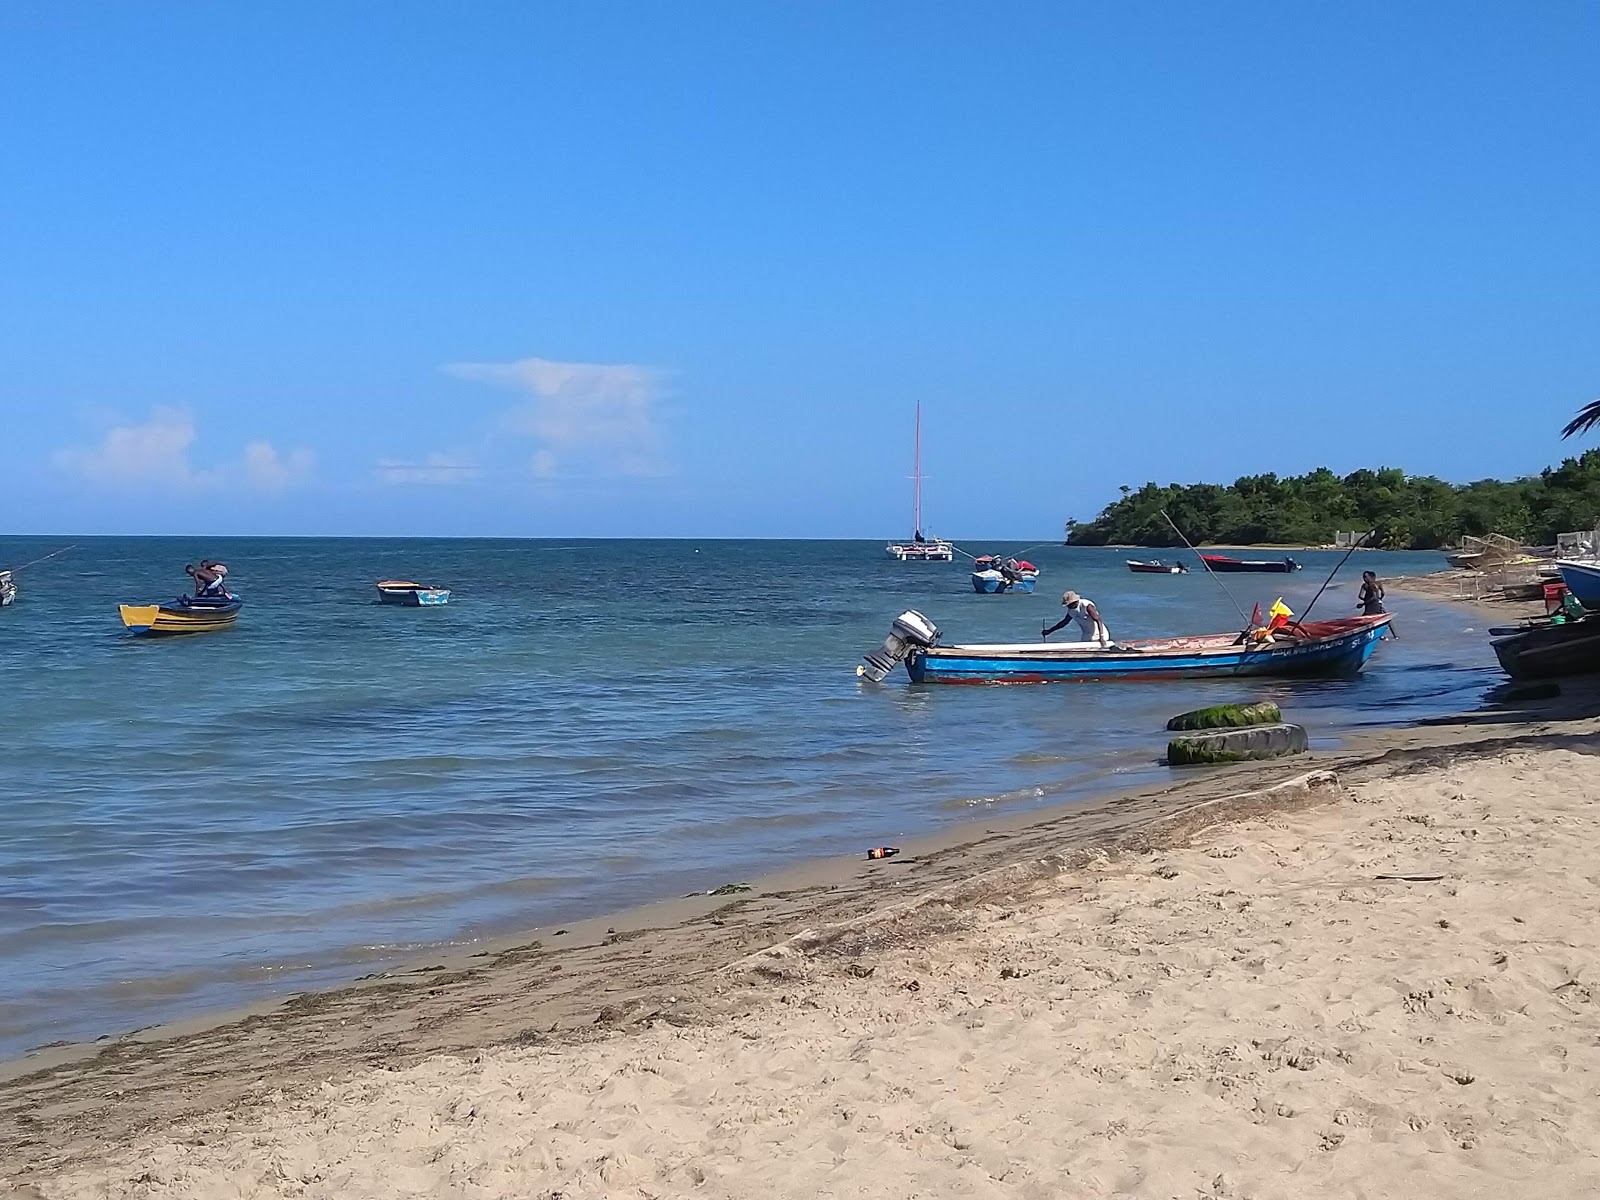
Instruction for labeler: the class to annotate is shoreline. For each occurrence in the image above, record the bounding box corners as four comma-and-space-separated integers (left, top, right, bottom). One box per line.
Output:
9, 580, 1592, 1193
9, 683, 1600, 1186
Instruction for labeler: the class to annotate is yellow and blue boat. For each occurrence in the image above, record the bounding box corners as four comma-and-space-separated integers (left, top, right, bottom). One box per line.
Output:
119, 596, 243, 636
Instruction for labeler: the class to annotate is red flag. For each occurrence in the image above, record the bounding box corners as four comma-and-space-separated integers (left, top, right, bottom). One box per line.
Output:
1250, 603, 1263, 626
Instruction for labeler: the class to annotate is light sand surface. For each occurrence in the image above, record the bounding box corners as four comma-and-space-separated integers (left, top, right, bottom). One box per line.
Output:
30, 746, 1600, 1200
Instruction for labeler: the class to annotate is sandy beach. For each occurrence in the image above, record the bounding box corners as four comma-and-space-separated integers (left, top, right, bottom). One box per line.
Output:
7, 651, 1600, 1198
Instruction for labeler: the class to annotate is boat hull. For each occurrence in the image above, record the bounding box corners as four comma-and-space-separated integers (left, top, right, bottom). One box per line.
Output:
119, 598, 243, 636
1557, 561, 1600, 610
1127, 561, 1185, 574
971, 571, 1036, 594
887, 542, 954, 562
1492, 619, 1600, 680
1201, 555, 1300, 574
0, 571, 14, 607
376, 581, 450, 606
907, 616, 1390, 683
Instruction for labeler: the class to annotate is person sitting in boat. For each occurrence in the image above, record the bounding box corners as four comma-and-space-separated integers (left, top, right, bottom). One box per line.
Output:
185, 560, 231, 600
1000, 558, 1025, 583
1041, 590, 1112, 646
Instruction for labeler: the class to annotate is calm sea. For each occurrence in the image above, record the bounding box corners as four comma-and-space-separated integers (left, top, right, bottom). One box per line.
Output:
0, 537, 1498, 1057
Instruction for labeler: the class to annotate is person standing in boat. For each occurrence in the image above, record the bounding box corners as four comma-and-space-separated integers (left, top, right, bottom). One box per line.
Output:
1357, 570, 1386, 615
1042, 590, 1112, 646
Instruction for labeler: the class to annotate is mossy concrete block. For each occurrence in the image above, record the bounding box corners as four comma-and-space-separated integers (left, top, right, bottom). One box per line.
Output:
1168, 722, 1308, 766
1165, 701, 1283, 732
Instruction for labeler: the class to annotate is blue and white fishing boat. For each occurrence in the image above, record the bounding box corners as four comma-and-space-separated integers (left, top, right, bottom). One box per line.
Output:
860, 610, 1391, 684
1556, 560, 1600, 610
970, 556, 1039, 594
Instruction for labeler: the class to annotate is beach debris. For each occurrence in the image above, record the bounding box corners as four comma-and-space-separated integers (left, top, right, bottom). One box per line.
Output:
867, 846, 901, 860
1165, 700, 1282, 732
707, 882, 752, 895
844, 963, 876, 978
1375, 873, 1446, 882
1167, 723, 1308, 766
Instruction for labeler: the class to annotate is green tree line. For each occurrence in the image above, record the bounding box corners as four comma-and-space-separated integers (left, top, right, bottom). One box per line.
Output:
1066, 451, 1600, 549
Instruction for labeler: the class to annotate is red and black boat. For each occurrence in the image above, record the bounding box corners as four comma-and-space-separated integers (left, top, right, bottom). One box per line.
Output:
1200, 553, 1302, 574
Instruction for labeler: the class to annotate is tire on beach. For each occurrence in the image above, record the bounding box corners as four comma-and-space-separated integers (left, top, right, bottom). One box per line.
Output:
1167, 722, 1308, 766
1164, 701, 1282, 732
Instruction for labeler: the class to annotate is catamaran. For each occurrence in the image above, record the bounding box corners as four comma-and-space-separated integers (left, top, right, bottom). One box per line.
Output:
885, 402, 955, 562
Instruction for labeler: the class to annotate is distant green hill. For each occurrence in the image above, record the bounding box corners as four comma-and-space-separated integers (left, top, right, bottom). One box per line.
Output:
1066, 452, 1600, 550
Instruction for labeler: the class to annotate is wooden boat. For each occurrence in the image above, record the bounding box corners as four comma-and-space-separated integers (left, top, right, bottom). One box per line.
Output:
1127, 559, 1187, 574
0, 570, 14, 607
899, 615, 1391, 684
119, 596, 243, 636
1557, 560, 1600, 610
1492, 617, 1600, 680
885, 403, 955, 562
971, 556, 1039, 594
376, 580, 451, 606
1201, 553, 1301, 574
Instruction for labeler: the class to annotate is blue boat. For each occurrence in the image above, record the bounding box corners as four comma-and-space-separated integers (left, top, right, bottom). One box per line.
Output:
970, 556, 1039, 594
859, 610, 1391, 684
1557, 560, 1600, 610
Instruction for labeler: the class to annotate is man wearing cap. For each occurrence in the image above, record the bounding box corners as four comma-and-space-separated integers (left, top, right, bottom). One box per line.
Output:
1042, 590, 1112, 646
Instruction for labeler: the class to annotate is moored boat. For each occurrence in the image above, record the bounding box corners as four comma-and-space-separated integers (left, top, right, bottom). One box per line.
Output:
1201, 553, 1301, 574
0, 570, 14, 607
885, 402, 955, 562
970, 556, 1039, 594
1556, 560, 1600, 610
376, 580, 451, 606
860, 610, 1390, 684
119, 595, 243, 637
1492, 617, 1600, 680
1127, 559, 1187, 574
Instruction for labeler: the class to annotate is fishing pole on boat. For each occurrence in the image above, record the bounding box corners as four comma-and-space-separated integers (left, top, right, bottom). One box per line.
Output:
1295, 532, 1370, 625
4, 544, 76, 572
1159, 511, 1253, 628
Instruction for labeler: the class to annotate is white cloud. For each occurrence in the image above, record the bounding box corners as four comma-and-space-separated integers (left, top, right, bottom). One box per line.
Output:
242, 442, 316, 491
374, 453, 482, 486
53, 406, 197, 483
444, 356, 668, 479
55, 409, 315, 493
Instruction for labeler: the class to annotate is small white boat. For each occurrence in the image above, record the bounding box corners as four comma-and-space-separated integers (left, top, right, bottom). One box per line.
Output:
0, 570, 15, 607
376, 580, 451, 606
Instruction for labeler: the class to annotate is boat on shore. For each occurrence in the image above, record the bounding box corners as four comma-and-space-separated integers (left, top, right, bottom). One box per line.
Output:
1492, 617, 1600, 680
1557, 560, 1600, 609
860, 610, 1391, 684
971, 556, 1038, 594
376, 580, 451, 606
885, 402, 955, 562
119, 595, 243, 637
1127, 559, 1187, 574
1201, 553, 1301, 574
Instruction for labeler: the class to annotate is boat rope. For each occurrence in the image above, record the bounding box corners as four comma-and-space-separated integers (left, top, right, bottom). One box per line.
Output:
1159, 511, 1253, 628
5, 544, 76, 573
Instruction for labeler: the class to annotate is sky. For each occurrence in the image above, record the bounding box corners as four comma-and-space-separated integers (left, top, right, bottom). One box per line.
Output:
2, 2, 1597, 538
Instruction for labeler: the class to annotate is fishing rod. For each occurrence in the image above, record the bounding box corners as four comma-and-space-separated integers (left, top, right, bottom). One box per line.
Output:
1159, 511, 1252, 627
1295, 532, 1370, 625
4, 544, 76, 573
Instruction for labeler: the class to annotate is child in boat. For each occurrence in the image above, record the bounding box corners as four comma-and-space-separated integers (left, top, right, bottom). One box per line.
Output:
1042, 591, 1111, 646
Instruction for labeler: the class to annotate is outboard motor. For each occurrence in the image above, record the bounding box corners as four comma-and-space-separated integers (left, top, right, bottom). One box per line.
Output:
858, 609, 941, 682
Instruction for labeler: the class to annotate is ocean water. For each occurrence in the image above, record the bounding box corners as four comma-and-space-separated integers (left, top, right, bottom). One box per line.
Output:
0, 538, 1499, 1057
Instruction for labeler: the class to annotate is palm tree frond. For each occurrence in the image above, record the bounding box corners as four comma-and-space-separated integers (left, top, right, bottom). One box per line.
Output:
1562, 399, 1600, 440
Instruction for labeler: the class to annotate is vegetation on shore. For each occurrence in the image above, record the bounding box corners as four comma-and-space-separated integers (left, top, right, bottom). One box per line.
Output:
1066, 451, 1600, 550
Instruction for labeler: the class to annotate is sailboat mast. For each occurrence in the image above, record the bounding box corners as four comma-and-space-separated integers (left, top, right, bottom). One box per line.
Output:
913, 402, 922, 536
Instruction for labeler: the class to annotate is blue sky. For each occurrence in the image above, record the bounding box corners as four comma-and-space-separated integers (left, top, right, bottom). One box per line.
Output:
3, 2, 1597, 537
